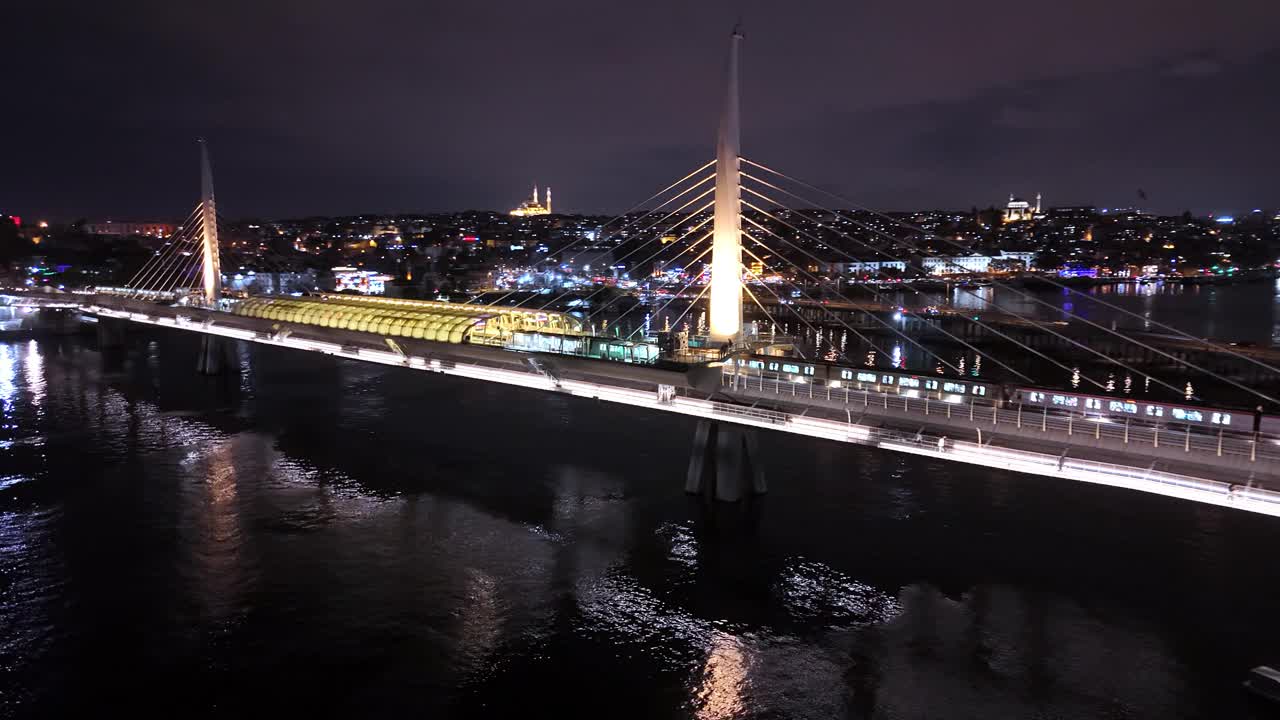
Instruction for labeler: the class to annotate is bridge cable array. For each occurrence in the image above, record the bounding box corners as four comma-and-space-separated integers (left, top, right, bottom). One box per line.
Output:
475, 160, 714, 308
746, 158, 1280, 382
740, 170, 1210, 400
739, 157, 1280, 407
740, 210, 1015, 379
739, 185, 1102, 389
124, 202, 210, 296
740, 192, 1118, 390
742, 169, 1183, 394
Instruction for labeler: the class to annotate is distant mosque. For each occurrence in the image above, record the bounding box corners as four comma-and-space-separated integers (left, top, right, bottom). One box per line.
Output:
510, 184, 552, 217
1004, 192, 1042, 223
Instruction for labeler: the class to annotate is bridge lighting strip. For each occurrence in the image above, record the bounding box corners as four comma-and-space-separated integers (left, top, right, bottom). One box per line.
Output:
89, 306, 1280, 518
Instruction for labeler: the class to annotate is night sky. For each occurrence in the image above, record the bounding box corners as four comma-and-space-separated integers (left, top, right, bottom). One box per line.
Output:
5, 0, 1278, 220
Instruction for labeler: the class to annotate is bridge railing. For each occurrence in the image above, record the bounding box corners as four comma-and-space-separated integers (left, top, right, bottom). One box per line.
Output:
868, 427, 1280, 511
721, 369, 1280, 466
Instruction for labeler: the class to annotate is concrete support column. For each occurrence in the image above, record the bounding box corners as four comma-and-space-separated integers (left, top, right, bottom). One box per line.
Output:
196, 334, 237, 375
686, 419, 766, 501
96, 317, 126, 349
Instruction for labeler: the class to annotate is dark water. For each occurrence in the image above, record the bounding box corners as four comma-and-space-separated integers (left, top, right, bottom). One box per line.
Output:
2, 330, 1280, 718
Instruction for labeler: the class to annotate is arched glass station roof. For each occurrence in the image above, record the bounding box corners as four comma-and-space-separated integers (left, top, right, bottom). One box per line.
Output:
233, 294, 583, 345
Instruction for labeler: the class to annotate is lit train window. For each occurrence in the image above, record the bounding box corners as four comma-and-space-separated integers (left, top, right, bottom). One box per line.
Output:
1085, 398, 1101, 410
1108, 400, 1137, 414
856, 372, 876, 383
748, 360, 763, 369
1171, 408, 1204, 422
803, 366, 815, 376
840, 370, 854, 380
1212, 412, 1232, 425
925, 380, 939, 390
943, 382, 967, 394
767, 362, 780, 371
899, 377, 920, 388
972, 386, 987, 396
1145, 405, 1164, 417
1029, 391, 1045, 402
881, 375, 895, 384
1050, 394, 1078, 407
782, 363, 800, 374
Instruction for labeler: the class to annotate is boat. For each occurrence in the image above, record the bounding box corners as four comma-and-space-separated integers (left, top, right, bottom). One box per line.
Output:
1243, 666, 1280, 703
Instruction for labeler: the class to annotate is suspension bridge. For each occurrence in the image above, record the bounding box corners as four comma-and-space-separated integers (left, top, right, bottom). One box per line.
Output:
14, 29, 1280, 517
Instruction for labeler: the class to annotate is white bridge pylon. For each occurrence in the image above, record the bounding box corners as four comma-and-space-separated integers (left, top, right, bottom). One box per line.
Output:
199, 138, 222, 306
708, 27, 744, 343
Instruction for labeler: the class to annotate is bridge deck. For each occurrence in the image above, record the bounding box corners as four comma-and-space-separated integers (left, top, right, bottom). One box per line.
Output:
73, 294, 1280, 516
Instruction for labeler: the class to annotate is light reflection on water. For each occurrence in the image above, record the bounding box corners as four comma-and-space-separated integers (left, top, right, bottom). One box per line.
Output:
0, 343, 16, 412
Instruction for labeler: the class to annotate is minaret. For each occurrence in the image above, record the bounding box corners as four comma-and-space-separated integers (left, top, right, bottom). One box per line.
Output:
198, 138, 221, 306
708, 27, 744, 342
533, 184, 539, 205
546, 186, 552, 213
1035, 192, 1042, 214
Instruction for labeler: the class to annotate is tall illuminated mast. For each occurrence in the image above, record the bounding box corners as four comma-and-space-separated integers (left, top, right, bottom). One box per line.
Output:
708, 27, 743, 342
199, 138, 222, 306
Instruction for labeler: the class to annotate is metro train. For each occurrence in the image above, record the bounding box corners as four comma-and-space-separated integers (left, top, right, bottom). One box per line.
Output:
729, 354, 1280, 436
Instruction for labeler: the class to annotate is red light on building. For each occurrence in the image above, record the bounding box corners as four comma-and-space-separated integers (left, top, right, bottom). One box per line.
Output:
10, 216, 20, 227
462, 235, 478, 243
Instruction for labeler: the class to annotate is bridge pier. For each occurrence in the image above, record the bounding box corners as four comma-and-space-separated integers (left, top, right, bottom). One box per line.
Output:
685, 419, 767, 502
196, 334, 237, 375
96, 317, 126, 349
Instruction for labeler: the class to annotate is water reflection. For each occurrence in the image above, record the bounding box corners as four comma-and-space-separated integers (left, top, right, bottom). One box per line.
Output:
0, 344, 16, 411
22, 340, 44, 413
694, 633, 748, 719
182, 438, 249, 626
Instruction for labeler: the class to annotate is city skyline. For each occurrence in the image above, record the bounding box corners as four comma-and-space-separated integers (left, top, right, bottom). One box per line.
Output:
5, 0, 1279, 219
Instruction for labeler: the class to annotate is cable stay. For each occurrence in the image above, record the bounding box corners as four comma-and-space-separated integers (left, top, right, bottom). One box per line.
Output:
475, 160, 714, 306
741, 184, 1194, 400
585, 230, 713, 324
740, 190, 1111, 392
740, 232, 966, 376
739, 243, 894, 368
740, 158, 1280, 407
523, 201, 713, 317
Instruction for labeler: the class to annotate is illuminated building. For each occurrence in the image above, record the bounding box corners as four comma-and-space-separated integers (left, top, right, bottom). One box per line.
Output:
332, 266, 394, 295
509, 184, 552, 216
1003, 192, 1042, 223
82, 220, 176, 237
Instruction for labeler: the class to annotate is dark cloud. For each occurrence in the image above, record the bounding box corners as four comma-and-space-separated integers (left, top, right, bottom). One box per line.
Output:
3, 0, 1278, 219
